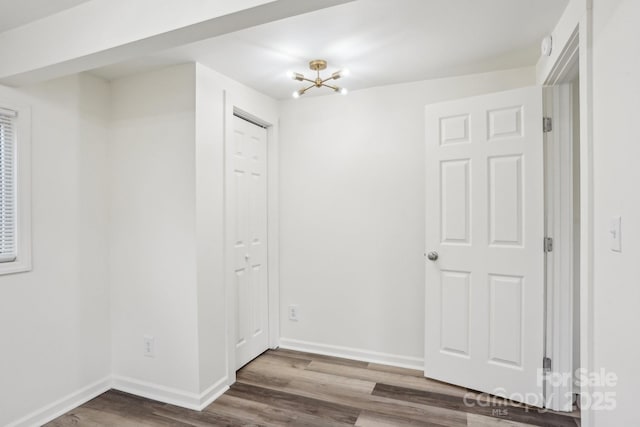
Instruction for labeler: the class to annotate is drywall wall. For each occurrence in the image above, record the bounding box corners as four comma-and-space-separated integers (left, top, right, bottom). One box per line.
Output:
194, 63, 280, 390
109, 64, 201, 398
278, 67, 536, 366
591, 0, 640, 425
0, 61, 276, 422
109, 62, 279, 407
0, 73, 111, 426
194, 64, 227, 396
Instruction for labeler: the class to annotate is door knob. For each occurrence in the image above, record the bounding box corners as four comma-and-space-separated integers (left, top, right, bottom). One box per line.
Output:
427, 251, 439, 261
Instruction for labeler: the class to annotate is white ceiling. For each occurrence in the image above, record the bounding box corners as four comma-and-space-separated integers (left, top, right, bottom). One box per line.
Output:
0, 0, 569, 98
0, 0, 90, 32
90, 0, 567, 99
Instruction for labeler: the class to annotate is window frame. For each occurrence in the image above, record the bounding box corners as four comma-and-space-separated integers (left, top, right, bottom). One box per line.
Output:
0, 103, 31, 275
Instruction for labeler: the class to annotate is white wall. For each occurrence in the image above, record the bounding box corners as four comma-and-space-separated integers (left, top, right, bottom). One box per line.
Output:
109, 64, 201, 396
0, 60, 276, 422
0, 73, 111, 426
591, 1, 640, 425
194, 63, 280, 390
109, 62, 279, 407
194, 64, 227, 395
278, 67, 535, 365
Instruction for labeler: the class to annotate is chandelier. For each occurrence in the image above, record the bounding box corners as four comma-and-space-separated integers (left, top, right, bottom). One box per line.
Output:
287, 59, 349, 98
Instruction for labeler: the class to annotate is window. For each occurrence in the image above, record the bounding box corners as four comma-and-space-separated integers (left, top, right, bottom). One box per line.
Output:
0, 108, 17, 262
0, 105, 31, 275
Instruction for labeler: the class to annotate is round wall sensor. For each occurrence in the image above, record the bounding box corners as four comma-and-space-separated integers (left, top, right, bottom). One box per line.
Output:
541, 35, 553, 57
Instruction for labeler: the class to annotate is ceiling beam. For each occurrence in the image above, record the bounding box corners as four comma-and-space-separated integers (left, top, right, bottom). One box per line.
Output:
0, 0, 353, 87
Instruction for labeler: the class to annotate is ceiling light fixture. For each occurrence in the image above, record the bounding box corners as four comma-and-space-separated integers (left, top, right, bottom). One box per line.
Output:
288, 59, 349, 98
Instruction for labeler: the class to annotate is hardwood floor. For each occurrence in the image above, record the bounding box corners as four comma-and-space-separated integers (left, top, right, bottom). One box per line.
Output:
47, 349, 580, 426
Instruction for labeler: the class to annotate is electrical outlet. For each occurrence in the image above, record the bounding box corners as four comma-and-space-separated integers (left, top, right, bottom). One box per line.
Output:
610, 216, 622, 252
143, 335, 155, 358
288, 305, 299, 321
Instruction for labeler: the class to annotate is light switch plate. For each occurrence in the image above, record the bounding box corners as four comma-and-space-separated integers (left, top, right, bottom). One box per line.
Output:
610, 216, 622, 252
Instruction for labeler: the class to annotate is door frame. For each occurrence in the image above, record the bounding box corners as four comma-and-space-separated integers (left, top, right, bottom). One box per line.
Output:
538, 1, 593, 424
542, 31, 579, 411
224, 92, 280, 385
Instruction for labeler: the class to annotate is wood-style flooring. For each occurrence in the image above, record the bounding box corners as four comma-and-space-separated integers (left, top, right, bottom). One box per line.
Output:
47, 349, 581, 427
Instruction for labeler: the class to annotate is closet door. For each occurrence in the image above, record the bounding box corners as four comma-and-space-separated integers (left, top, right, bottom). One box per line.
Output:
232, 115, 269, 369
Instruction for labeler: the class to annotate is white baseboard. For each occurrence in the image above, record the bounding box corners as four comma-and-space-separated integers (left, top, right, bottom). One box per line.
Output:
7, 340, 418, 427
279, 338, 424, 371
112, 375, 229, 411
197, 377, 230, 410
7, 376, 111, 427
7, 374, 229, 427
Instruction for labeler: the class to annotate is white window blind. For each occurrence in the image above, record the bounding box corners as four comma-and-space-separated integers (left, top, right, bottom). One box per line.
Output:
0, 107, 17, 263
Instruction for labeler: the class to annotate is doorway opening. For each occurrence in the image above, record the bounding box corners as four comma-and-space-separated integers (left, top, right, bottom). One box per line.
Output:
423, 62, 583, 414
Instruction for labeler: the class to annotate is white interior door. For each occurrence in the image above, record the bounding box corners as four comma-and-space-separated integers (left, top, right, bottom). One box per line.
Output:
232, 115, 269, 369
424, 87, 545, 406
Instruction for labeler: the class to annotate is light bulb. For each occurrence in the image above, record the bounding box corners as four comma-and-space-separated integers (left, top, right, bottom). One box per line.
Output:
340, 87, 348, 95
287, 71, 304, 81
332, 68, 350, 80
292, 90, 300, 99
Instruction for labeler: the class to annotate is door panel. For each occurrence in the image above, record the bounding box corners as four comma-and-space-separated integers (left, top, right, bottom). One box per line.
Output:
425, 87, 544, 406
441, 160, 470, 244
488, 274, 523, 367
233, 115, 269, 369
488, 155, 523, 246
440, 270, 471, 356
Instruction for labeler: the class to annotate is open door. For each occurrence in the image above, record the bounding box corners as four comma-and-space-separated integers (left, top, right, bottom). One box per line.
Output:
424, 87, 544, 406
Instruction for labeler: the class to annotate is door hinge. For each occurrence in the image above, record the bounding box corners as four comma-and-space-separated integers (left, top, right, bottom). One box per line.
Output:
543, 117, 553, 133
544, 237, 554, 253
543, 357, 552, 373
